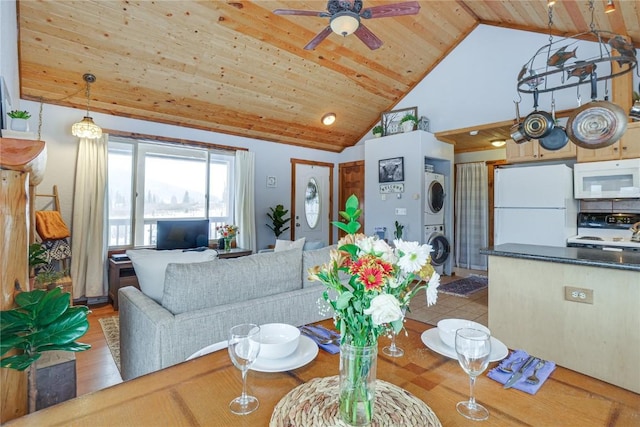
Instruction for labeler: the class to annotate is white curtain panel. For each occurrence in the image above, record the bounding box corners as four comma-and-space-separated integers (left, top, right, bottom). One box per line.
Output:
234, 150, 256, 251
454, 162, 488, 270
70, 134, 108, 298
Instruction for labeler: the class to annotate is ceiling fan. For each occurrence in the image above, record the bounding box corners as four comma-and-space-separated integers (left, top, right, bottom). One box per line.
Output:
273, 1, 421, 50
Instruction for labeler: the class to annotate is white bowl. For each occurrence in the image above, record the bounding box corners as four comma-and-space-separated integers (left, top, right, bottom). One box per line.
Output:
257, 323, 300, 359
437, 318, 490, 349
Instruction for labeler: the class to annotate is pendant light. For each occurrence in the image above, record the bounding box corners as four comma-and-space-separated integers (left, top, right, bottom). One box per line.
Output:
71, 73, 102, 139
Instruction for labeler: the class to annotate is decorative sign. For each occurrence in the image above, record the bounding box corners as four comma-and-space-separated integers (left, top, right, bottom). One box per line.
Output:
379, 183, 404, 194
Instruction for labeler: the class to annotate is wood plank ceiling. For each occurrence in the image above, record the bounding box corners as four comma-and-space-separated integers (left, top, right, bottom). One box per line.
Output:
16, 1, 640, 153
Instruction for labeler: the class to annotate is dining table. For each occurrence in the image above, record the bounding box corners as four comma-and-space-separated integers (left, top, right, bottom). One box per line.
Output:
6, 319, 639, 426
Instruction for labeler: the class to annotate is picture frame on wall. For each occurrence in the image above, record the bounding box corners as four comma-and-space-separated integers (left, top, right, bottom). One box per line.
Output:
380, 106, 417, 136
378, 157, 404, 183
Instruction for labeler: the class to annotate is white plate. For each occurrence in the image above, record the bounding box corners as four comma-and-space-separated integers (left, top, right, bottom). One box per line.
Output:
250, 335, 319, 373
420, 328, 508, 362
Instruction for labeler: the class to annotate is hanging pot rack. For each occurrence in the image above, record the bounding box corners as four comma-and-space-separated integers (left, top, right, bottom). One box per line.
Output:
516, 0, 637, 95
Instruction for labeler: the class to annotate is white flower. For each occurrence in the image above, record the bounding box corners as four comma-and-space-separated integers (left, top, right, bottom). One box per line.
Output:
394, 240, 430, 273
372, 239, 396, 263
363, 294, 403, 326
426, 272, 440, 306
356, 236, 376, 254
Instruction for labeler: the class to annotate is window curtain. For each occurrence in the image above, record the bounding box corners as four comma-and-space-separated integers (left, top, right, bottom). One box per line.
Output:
454, 162, 488, 270
70, 134, 108, 298
234, 150, 256, 251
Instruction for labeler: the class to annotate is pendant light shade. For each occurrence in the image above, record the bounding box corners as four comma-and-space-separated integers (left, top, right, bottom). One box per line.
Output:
330, 11, 360, 37
72, 73, 102, 139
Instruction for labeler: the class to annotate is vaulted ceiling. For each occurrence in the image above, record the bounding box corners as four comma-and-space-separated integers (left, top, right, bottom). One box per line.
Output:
16, 1, 640, 153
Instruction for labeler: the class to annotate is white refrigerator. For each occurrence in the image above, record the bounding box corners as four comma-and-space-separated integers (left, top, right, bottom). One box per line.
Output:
494, 164, 578, 247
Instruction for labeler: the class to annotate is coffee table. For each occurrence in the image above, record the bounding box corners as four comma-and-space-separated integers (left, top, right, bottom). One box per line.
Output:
7, 319, 639, 426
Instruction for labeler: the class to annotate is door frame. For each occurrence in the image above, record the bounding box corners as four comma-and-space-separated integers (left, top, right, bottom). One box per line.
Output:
291, 159, 334, 245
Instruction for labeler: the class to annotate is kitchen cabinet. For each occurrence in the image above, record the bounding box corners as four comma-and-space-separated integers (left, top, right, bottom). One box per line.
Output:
505, 137, 576, 163
576, 121, 640, 162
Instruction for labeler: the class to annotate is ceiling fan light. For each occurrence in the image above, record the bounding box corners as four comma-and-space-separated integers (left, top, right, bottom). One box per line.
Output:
491, 139, 506, 147
321, 113, 336, 126
330, 11, 360, 37
72, 116, 103, 139
605, 0, 615, 13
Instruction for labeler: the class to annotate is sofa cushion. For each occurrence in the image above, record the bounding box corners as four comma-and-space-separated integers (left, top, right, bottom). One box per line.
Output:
162, 248, 303, 315
274, 237, 305, 252
126, 249, 218, 303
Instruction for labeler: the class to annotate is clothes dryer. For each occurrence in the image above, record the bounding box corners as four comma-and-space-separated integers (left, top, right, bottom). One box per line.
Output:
425, 224, 450, 275
424, 172, 445, 225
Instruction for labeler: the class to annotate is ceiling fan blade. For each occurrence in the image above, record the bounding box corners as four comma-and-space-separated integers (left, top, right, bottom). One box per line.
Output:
273, 9, 328, 17
304, 26, 333, 50
354, 24, 383, 50
361, 1, 421, 19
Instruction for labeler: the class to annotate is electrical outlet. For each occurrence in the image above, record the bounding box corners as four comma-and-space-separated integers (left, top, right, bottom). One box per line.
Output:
564, 286, 594, 304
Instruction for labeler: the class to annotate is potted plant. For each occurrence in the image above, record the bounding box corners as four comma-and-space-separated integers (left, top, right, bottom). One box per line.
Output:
34, 270, 66, 290
372, 125, 383, 137
266, 204, 291, 241
400, 114, 418, 133
7, 110, 31, 132
0, 287, 90, 413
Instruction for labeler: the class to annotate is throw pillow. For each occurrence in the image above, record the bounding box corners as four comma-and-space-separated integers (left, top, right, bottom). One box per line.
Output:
274, 237, 306, 252
126, 249, 218, 303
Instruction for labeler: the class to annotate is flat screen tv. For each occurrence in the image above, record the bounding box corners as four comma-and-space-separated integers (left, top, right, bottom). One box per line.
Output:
156, 219, 210, 250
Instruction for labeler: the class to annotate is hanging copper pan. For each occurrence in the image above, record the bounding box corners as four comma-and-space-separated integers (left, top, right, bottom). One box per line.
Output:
566, 73, 627, 149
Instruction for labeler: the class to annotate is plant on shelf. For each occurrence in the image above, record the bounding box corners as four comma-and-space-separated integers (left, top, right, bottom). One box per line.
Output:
28, 243, 47, 271
0, 287, 90, 413
400, 114, 418, 132
7, 110, 31, 119
34, 270, 65, 290
266, 204, 291, 239
372, 125, 383, 137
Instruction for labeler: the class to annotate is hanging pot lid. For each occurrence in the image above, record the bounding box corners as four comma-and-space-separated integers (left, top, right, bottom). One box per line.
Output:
539, 97, 569, 151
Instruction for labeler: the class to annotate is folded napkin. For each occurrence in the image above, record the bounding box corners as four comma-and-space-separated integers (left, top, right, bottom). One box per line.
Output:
300, 325, 340, 354
487, 349, 556, 394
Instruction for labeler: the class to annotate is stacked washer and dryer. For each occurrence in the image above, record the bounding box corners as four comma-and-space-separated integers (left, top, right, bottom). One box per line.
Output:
424, 170, 451, 274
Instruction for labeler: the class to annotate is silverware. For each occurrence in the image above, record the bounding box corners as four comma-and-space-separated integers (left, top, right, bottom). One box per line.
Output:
526, 360, 546, 385
299, 326, 339, 345
498, 356, 523, 373
503, 356, 537, 389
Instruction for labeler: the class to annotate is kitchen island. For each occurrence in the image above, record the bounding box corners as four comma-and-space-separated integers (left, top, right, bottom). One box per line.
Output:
481, 244, 640, 393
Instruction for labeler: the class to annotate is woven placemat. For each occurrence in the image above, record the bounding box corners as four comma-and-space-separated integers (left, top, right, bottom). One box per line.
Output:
269, 375, 441, 427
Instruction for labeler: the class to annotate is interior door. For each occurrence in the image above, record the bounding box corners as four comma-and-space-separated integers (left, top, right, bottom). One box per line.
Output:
292, 161, 333, 245
339, 160, 365, 238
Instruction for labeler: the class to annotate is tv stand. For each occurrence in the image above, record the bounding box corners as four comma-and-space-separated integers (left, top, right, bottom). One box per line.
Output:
108, 248, 252, 310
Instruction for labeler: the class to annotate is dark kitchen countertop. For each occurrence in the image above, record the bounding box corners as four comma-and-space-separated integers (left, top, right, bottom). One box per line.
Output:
480, 244, 640, 272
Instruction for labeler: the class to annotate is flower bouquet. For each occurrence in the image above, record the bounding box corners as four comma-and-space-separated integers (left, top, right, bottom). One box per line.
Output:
216, 224, 239, 250
308, 195, 440, 425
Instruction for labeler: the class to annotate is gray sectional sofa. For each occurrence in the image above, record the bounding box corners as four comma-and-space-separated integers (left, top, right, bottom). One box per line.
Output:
118, 246, 334, 380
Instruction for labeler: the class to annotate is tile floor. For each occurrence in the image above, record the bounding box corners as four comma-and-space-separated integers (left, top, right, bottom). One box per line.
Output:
407, 268, 488, 327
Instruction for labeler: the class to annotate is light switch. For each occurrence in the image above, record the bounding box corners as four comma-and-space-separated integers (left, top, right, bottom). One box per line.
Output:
395, 208, 407, 215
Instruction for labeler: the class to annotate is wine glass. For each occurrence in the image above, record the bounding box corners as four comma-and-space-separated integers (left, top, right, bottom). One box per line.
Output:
455, 327, 491, 421
228, 323, 261, 415
383, 308, 406, 357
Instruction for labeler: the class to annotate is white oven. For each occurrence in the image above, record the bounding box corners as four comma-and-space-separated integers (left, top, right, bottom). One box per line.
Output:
574, 158, 640, 199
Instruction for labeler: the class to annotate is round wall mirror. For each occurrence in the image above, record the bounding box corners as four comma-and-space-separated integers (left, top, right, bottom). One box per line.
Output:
305, 178, 320, 229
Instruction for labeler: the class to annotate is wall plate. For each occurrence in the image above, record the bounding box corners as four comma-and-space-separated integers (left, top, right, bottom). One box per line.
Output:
266, 176, 277, 188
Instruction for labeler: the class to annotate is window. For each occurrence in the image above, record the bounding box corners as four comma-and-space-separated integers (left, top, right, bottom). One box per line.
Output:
107, 138, 235, 248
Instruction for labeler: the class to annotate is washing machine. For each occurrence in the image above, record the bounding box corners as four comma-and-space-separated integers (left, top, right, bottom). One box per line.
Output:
425, 224, 450, 275
424, 172, 445, 225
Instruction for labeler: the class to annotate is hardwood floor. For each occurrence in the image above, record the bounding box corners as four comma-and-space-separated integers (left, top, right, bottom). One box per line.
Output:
76, 303, 122, 396
75, 268, 487, 397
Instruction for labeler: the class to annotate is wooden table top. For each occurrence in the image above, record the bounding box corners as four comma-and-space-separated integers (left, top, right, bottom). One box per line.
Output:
7, 319, 640, 426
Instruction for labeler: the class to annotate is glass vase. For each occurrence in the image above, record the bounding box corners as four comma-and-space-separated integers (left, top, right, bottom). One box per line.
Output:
223, 237, 232, 251
339, 342, 377, 426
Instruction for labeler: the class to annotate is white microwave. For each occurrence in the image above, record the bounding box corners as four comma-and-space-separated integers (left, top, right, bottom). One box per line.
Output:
574, 158, 640, 199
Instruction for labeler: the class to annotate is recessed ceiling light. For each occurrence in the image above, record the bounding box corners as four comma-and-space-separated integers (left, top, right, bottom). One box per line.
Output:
469, 130, 479, 136
321, 113, 336, 126
491, 140, 506, 147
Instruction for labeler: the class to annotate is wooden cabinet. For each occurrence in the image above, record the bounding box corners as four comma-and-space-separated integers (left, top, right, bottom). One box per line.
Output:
576, 122, 640, 162
506, 137, 576, 163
